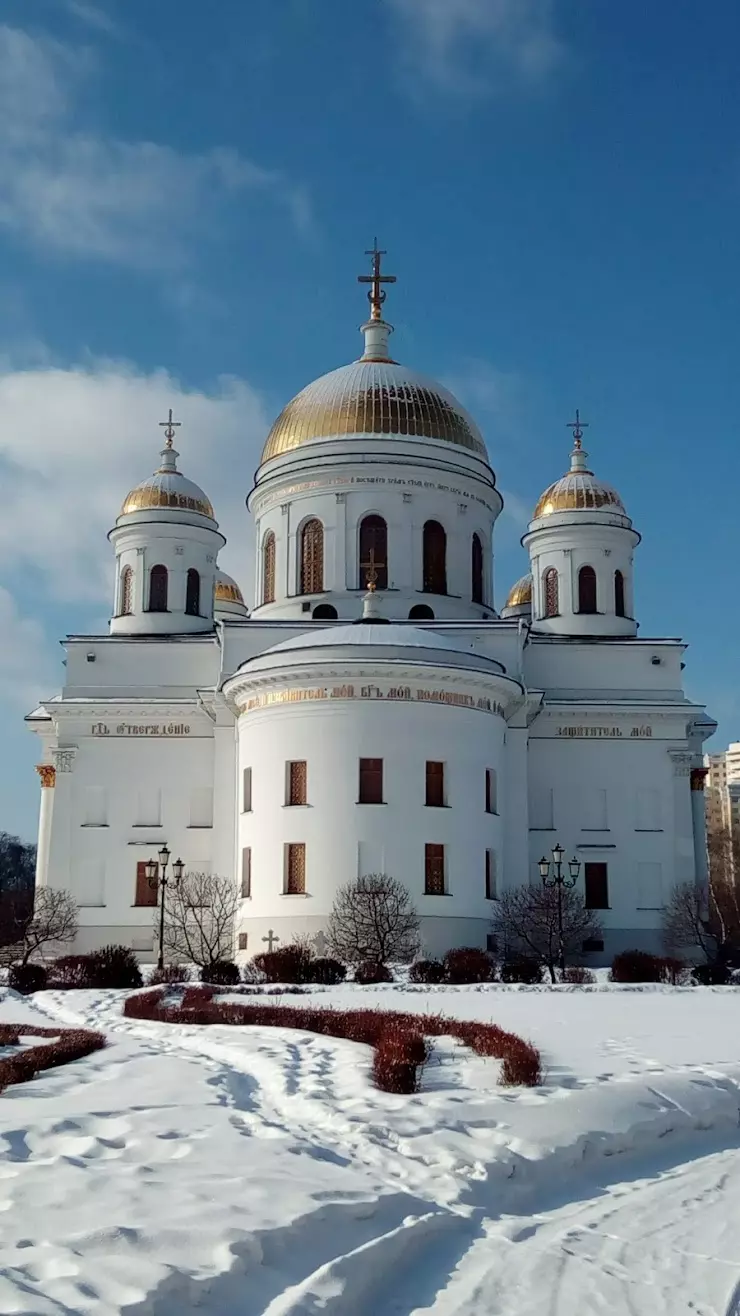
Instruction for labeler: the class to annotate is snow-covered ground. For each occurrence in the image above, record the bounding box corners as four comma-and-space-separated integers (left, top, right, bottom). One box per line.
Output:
2, 984, 740, 1314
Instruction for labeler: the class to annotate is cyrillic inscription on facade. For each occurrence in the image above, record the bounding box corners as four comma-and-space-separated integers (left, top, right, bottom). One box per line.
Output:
556, 725, 652, 739
91, 723, 191, 737
242, 686, 503, 716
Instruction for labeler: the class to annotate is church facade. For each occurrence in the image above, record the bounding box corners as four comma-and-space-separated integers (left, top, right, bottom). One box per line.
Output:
27, 252, 715, 963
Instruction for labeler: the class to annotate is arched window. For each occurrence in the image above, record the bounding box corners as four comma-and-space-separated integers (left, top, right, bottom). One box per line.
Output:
313, 603, 338, 620
423, 521, 447, 594
359, 515, 388, 589
471, 533, 484, 604
119, 565, 133, 616
300, 519, 324, 595
262, 532, 276, 605
148, 564, 168, 612
614, 569, 626, 618
543, 567, 559, 618
577, 565, 597, 614
409, 604, 435, 620
185, 568, 200, 616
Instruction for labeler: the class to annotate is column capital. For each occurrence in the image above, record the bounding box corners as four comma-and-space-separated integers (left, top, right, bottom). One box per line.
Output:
36, 763, 56, 789
52, 747, 77, 774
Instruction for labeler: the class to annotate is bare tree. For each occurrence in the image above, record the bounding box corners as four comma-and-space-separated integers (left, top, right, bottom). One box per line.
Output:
4, 888, 78, 966
160, 871, 239, 968
492, 883, 603, 983
0, 832, 36, 950
662, 882, 718, 961
326, 874, 420, 966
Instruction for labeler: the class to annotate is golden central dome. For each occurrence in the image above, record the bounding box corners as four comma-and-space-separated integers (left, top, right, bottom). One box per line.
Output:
261, 359, 487, 463
533, 470, 625, 520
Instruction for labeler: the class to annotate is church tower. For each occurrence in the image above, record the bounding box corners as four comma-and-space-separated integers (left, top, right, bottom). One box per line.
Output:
522, 413, 640, 637
108, 412, 225, 636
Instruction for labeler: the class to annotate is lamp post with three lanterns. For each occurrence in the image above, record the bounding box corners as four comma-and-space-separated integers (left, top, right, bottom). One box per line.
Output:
146, 845, 184, 972
538, 843, 582, 975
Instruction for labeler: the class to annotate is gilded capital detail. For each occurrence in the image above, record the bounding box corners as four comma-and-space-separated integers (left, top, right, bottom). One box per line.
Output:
36, 764, 56, 789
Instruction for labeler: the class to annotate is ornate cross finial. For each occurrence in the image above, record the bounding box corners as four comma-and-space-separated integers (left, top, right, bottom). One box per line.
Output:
159, 408, 181, 449
358, 239, 396, 321
363, 549, 378, 592
567, 408, 588, 450
262, 929, 280, 953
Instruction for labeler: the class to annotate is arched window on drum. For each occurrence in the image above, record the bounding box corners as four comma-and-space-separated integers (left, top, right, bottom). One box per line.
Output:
423, 520, 447, 594
614, 569, 626, 618
262, 532, 276, 605
358, 515, 388, 590
471, 533, 484, 605
577, 565, 597, 615
118, 565, 133, 616
148, 564, 168, 612
300, 519, 324, 595
543, 567, 559, 618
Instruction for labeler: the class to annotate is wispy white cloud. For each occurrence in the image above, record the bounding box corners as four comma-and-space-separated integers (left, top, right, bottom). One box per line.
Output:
64, 0, 123, 39
0, 355, 268, 607
386, 0, 564, 96
0, 24, 312, 267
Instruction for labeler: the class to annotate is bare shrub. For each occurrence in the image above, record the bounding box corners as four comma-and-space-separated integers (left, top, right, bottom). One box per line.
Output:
0, 1024, 105, 1092
161, 871, 239, 968
492, 884, 603, 983
8, 888, 78, 966
327, 874, 420, 966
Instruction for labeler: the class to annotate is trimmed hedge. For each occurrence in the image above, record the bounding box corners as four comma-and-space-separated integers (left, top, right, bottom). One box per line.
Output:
89, 945, 143, 989
561, 966, 596, 985
124, 986, 542, 1092
48, 955, 96, 989
149, 964, 190, 985
200, 960, 241, 986
443, 947, 495, 984
609, 950, 688, 984
0, 1023, 106, 1092
253, 945, 312, 984
500, 957, 544, 984
692, 962, 731, 986
307, 957, 347, 985
354, 961, 393, 984
9, 963, 48, 994
409, 959, 445, 984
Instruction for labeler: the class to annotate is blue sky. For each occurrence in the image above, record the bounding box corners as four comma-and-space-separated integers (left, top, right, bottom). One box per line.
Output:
1, 0, 738, 840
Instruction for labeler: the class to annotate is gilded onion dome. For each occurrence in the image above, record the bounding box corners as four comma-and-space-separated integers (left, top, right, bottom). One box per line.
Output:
121, 416, 215, 521
533, 427, 628, 523
505, 573, 532, 608
261, 360, 487, 462
261, 243, 488, 464
214, 569, 249, 618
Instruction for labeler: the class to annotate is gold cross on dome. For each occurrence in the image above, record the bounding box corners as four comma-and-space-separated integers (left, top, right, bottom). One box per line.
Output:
358, 240, 396, 321
159, 408, 181, 448
567, 408, 588, 449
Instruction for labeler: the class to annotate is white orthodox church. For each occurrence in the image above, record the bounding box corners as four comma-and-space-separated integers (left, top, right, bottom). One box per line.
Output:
27, 250, 715, 963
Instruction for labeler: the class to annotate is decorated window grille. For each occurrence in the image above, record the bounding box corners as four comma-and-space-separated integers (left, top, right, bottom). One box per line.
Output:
300, 519, 324, 595
119, 566, 133, 616
262, 532, 276, 605
285, 843, 306, 895
287, 761, 307, 806
424, 843, 445, 895
544, 567, 559, 618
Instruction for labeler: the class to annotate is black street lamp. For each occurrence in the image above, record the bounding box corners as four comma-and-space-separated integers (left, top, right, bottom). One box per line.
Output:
539, 843, 581, 975
147, 846, 184, 971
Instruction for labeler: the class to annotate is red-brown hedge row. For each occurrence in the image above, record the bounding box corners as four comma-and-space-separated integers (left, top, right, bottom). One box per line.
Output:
0, 1023, 106, 1092
124, 987, 541, 1091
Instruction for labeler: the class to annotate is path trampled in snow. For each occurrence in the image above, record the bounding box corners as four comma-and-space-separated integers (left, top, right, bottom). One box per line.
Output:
2, 985, 740, 1314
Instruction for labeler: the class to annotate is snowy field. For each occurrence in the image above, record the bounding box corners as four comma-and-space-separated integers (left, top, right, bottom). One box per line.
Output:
3, 984, 740, 1314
